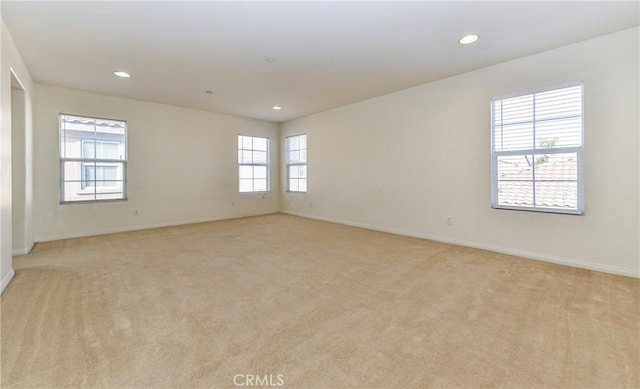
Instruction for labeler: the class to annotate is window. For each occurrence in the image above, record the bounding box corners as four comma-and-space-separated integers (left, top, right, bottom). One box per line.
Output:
80, 140, 119, 189
286, 134, 307, 192
238, 135, 269, 193
491, 84, 583, 214
59, 114, 127, 203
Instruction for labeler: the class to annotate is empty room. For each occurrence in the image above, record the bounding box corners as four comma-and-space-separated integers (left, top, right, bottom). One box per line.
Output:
1, 1, 638, 388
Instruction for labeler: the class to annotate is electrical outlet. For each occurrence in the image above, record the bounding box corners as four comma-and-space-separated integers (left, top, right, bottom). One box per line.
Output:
446, 216, 453, 225
134, 209, 138, 216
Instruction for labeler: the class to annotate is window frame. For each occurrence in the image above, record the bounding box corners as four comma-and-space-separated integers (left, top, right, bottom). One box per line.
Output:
286, 134, 308, 193
59, 113, 128, 204
490, 82, 584, 215
238, 135, 270, 194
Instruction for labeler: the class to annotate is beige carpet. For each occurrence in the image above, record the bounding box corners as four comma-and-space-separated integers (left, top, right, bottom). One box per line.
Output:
1, 213, 638, 388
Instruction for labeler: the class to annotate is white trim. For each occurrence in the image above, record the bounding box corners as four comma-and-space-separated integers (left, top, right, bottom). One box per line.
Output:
11, 248, 30, 257
12, 242, 34, 256
282, 211, 639, 279
492, 205, 583, 215
1, 269, 16, 296
34, 212, 279, 242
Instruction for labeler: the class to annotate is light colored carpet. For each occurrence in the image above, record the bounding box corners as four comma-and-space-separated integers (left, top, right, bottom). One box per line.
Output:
1, 213, 638, 388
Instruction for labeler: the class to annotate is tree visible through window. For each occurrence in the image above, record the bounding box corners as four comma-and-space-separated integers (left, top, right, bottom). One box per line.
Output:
59, 114, 127, 203
491, 84, 584, 214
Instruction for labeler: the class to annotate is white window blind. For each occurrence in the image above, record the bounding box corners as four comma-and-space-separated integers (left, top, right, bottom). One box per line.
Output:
491, 84, 584, 214
286, 134, 307, 193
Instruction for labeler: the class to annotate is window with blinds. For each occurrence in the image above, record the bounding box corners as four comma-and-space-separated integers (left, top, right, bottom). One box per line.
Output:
491, 84, 584, 214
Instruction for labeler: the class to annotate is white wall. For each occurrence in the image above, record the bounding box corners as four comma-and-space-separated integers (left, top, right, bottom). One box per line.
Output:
33, 85, 280, 241
11, 86, 25, 251
1, 19, 35, 294
12, 87, 30, 255
281, 27, 640, 278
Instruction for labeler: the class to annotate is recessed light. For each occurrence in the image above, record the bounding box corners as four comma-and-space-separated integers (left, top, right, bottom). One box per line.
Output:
458, 34, 479, 45
113, 71, 131, 78
272, 106, 282, 110
265, 57, 276, 63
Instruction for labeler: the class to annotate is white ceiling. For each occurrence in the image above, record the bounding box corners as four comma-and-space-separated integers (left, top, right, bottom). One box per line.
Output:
2, 1, 638, 122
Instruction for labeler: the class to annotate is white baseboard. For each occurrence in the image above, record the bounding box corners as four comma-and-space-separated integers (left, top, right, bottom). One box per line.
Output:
35, 211, 280, 243
1, 268, 16, 296
282, 211, 640, 279
12, 242, 34, 256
